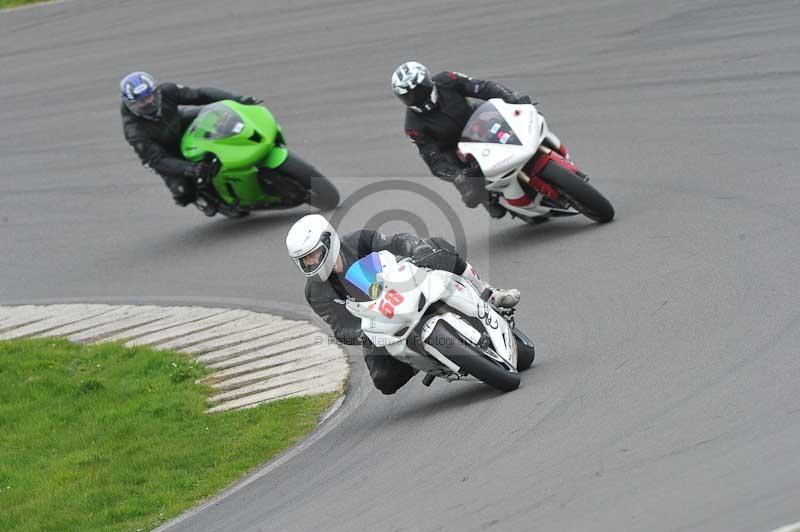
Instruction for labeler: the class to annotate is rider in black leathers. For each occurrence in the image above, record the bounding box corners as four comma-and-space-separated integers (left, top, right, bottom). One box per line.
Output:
392, 62, 532, 218
119, 72, 261, 206
286, 215, 520, 395
304, 230, 441, 347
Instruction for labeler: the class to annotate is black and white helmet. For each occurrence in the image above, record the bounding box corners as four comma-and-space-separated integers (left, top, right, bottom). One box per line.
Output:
391, 61, 438, 113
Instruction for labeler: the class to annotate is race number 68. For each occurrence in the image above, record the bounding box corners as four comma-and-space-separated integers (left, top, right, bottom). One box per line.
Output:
378, 289, 404, 319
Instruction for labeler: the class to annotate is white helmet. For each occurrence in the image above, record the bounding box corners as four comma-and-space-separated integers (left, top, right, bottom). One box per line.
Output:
391, 61, 439, 113
286, 214, 341, 282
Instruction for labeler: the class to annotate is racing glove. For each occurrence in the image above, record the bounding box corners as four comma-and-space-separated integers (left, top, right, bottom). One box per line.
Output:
409, 242, 437, 265
507, 92, 532, 105
237, 96, 263, 105
167, 177, 196, 206
189, 159, 221, 187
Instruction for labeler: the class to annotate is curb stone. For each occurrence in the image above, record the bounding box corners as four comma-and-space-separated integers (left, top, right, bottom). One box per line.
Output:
0, 304, 348, 413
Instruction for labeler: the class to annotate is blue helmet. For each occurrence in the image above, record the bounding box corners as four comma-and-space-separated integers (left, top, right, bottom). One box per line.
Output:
120, 71, 161, 120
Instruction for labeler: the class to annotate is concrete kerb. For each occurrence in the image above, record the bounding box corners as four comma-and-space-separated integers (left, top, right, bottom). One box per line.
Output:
0, 296, 357, 414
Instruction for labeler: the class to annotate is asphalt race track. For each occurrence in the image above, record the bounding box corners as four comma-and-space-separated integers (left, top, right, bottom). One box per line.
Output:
2, 0, 799, 531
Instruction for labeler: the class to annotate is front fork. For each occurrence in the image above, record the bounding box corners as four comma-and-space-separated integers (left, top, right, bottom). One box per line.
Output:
520, 145, 589, 196
498, 144, 587, 211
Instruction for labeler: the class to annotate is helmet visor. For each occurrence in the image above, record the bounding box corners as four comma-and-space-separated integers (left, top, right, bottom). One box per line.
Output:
128, 90, 161, 119
397, 79, 434, 108
293, 241, 330, 276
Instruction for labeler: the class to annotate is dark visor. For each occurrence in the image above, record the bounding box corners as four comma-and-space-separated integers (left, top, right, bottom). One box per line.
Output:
132, 91, 160, 117
399, 81, 433, 107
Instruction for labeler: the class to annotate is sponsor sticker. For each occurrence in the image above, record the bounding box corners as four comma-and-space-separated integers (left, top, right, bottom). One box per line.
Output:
368, 282, 383, 300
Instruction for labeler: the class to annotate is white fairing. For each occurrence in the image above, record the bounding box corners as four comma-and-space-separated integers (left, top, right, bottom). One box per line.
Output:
345, 251, 518, 382
457, 98, 576, 218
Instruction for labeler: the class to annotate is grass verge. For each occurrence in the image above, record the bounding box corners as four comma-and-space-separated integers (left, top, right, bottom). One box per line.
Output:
0, 338, 339, 531
0, 0, 54, 9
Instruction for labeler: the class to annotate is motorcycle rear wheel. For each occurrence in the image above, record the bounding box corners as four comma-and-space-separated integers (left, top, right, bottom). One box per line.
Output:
220, 210, 251, 219
275, 152, 340, 211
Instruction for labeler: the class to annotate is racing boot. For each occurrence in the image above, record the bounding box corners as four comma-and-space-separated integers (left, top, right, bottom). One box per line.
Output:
488, 288, 521, 309
454, 171, 506, 218
460, 262, 521, 309
481, 196, 506, 219
454, 172, 490, 208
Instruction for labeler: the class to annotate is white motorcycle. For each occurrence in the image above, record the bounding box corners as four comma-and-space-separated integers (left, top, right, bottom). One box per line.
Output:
344, 250, 535, 392
458, 98, 615, 224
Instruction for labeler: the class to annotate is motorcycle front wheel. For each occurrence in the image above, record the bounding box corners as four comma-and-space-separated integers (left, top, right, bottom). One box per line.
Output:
513, 327, 536, 371
538, 162, 615, 223
425, 319, 520, 392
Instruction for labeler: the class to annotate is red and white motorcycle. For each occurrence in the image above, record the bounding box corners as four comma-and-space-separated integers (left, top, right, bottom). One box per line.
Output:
458, 98, 614, 224
344, 250, 535, 392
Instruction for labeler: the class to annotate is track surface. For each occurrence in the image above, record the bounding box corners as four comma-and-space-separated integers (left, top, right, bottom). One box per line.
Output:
2, 1, 799, 530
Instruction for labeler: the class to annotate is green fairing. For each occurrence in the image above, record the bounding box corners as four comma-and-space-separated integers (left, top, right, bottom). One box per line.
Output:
180, 100, 285, 206
265, 145, 289, 169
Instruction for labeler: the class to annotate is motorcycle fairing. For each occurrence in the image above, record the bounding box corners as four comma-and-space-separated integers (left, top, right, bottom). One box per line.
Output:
345, 251, 517, 379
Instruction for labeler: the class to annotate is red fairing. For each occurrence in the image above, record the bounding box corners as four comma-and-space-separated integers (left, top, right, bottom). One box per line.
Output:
534, 149, 578, 175
530, 176, 559, 200
556, 143, 569, 158
506, 194, 533, 206
523, 149, 581, 201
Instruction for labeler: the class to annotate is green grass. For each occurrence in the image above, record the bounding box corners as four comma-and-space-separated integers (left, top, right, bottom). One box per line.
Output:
0, 338, 339, 532
0, 0, 54, 9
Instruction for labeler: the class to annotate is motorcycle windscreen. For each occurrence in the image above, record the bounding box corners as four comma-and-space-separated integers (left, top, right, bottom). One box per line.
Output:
460, 101, 521, 146
185, 103, 246, 141
345, 252, 384, 300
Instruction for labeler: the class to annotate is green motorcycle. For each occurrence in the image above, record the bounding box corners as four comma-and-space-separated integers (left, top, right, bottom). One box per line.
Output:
180, 100, 339, 218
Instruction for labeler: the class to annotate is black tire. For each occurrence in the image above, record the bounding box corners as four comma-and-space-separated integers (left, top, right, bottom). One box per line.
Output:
275, 152, 340, 210
426, 320, 520, 392
212, 197, 251, 219
513, 327, 536, 371
539, 162, 614, 223
220, 210, 251, 220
